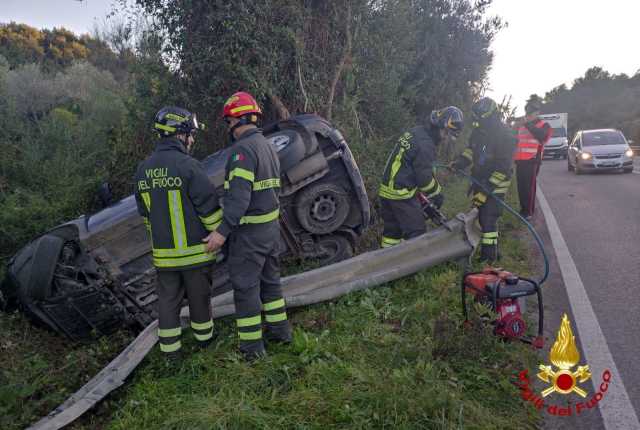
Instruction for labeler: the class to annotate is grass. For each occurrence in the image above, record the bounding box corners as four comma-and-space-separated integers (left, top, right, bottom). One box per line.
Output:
0, 139, 544, 429
0, 313, 132, 429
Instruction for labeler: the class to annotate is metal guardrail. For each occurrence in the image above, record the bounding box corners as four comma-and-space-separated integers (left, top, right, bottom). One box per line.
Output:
29, 210, 480, 430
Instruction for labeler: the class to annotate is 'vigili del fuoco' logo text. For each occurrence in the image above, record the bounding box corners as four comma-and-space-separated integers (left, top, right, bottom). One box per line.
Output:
517, 314, 612, 417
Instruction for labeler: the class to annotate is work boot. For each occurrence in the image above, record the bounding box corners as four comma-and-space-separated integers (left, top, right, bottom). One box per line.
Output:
196, 337, 214, 350
195, 331, 218, 350
240, 339, 267, 362
479, 244, 498, 263
163, 350, 183, 367
264, 321, 293, 345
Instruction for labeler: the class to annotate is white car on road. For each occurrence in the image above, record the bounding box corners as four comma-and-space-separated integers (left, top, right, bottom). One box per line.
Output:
567, 129, 634, 174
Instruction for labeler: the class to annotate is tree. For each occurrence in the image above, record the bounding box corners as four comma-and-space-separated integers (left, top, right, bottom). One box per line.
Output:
543, 67, 640, 143
127, 0, 501, 148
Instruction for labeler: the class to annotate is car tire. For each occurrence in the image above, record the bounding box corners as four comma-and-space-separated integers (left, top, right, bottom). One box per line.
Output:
316, 234, 353, 265
575, 164, 583, 175
295, 182, 350, 235
567, 160, 574, 171
26, 235, 64, 301
623, 168, 633, 174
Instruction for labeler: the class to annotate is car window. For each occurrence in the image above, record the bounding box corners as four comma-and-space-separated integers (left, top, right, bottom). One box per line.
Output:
551, 128, 566, 138
582, 131, 626, 146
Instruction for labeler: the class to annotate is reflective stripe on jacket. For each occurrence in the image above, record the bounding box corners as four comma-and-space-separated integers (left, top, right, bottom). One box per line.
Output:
134, 139, 222, 270
514, 119, 551, 161
216, 128, 280, 238
378, 125, 441, 201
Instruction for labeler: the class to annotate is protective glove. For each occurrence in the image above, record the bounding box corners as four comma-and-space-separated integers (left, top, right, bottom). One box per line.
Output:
471, 191, 487, 207
430, 193, 444, 209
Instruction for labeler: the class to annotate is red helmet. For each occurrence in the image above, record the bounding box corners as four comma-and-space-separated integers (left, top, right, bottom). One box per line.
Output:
222, 92, 262, 119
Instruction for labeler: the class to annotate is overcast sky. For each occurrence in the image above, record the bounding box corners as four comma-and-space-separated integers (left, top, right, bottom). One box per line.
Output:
486, 0, 640, 113
2, 0, 639, 115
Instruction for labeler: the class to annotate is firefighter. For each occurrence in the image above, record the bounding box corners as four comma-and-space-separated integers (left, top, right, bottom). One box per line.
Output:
452, 97, 516, 262
513, 97, 552, 219
204, 91, 291, 361
378, 106, 464, 248
134, 106, 221, 361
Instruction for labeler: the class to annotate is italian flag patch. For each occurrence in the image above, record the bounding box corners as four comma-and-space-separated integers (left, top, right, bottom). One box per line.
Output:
232, 153, 245, 162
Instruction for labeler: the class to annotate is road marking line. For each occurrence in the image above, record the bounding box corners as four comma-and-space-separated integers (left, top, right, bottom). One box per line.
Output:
537, 186, 640, 430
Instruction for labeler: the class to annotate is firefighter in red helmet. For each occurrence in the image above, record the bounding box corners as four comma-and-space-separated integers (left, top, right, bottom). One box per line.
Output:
204, 92, 291, 361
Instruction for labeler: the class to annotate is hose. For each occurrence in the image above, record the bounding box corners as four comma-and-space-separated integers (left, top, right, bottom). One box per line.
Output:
436, 163, 549, 286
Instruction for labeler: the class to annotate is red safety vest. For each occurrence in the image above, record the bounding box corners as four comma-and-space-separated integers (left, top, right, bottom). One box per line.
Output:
514, 120, 548, 161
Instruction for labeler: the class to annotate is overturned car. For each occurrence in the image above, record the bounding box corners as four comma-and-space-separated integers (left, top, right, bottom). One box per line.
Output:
2, 114, 370, 341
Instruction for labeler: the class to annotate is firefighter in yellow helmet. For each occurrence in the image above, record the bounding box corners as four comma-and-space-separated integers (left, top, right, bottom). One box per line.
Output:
134, 106, 221, 362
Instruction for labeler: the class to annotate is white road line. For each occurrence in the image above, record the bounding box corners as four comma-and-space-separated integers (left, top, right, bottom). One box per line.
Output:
537, 186, 640, 430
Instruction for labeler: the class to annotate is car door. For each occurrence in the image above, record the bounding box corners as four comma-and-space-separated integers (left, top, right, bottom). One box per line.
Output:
569, 134, 579, 166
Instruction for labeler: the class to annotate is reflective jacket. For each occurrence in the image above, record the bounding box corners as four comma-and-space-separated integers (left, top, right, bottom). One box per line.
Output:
514, 119, 552, 161
378, 125, 441, 201
455, 114, 517, 195
134, 138, 222, 271
215, 128, 280, 238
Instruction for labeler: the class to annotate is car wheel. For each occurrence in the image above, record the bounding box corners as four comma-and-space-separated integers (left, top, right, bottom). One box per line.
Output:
575, 164, 583, 175
315, 234, 353, 265
567, 160, 574, 171
623, 168, 633, 174
26, 235, 64, 301
295, 182, 350, 235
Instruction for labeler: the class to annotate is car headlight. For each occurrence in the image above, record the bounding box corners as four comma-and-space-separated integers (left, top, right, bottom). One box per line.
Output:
625, 149, 634, 157
580, 152, 592, 160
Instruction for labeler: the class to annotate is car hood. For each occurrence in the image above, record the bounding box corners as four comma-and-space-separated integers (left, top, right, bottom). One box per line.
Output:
583, 144, 628, 155
546, 137, 568, 147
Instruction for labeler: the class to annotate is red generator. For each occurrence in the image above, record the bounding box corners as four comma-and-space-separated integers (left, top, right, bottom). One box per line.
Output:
462, 268, 544, 349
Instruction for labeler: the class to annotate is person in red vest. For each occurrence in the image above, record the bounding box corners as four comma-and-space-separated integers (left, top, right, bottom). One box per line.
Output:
513, 97, 552, 219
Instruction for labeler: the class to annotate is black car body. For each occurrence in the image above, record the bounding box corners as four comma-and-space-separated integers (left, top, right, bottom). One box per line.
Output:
2, 114, 370, 341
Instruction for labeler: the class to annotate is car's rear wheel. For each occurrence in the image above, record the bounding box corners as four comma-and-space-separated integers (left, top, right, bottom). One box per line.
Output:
25, 235, 64, 301
315, 234, 353, 265
623, 167, 633, 173
295, 182, 350, 235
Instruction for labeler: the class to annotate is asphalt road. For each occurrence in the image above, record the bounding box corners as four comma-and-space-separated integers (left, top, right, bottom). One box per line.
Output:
535, 157, 640, 429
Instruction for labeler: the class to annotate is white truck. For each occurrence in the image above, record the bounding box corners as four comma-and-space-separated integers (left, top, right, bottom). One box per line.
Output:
540, 113, 569, 159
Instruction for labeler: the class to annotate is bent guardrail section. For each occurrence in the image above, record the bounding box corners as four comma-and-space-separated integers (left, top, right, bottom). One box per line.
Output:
29, 209, 480, 430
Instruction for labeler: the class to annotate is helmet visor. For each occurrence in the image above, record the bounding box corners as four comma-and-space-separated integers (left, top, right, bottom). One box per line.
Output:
190, 115, 206, 132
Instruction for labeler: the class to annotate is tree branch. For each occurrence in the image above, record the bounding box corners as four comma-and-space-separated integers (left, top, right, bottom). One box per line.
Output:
269, 93, 291, 120
326, 1, 352, 121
